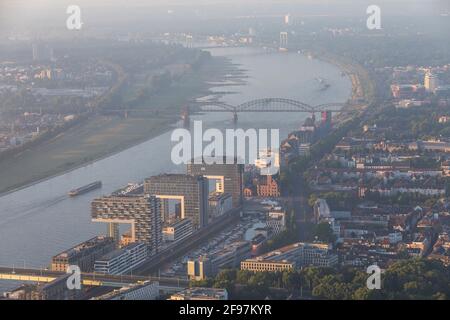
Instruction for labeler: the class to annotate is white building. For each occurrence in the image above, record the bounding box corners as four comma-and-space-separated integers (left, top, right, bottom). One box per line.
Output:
169, 288, 228, 300
267, 208, 286, 235
424, 72, 439, 92
94, 242, 148, 275
438, 116, 450, 124
255, 148, 280, 175
284, 14, 292, 25
313, 198, 331, 223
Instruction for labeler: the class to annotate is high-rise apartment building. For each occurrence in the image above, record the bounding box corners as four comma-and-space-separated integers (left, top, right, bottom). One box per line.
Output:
32, 43, 54, 61
187, 158, 244, 208
91, 195, 162, 255
144, 174, 209, 229
279, 32, 288, 49
208, 192, 233, 220
284, 14, 291, 25
424, 72, 439, 92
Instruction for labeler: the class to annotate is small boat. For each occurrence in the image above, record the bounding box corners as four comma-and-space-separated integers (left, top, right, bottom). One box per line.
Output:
320, 83, 331, 91
69, 181, 102, 197
316, 77, 331, 91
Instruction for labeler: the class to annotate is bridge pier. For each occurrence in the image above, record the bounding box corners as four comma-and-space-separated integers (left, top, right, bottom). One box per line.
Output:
233, 112, 238, 124
195, 99, 344, 124
181, 106, 190, 128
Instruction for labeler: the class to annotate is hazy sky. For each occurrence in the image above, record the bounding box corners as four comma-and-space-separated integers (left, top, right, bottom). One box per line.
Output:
1, 0, 448, 35
2, 0, 449, 9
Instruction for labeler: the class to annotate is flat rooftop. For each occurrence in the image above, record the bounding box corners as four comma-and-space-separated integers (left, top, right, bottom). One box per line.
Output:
96, 242, 146, 262
53, 236, 112, 259
246, 242, 331, 263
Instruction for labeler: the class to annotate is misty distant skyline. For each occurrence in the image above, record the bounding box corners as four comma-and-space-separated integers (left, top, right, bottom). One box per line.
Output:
1, 0, 449, 35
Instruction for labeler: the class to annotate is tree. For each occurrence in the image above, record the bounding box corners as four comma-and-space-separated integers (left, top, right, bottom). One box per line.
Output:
282, 270, 302, 290
236, 270, 253, 285
314, 222, 336, 243
381, 259, 450, 299
215, 269, 236, 282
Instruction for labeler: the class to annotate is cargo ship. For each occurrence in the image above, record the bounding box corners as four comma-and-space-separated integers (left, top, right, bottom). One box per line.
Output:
68, 181, 102, 197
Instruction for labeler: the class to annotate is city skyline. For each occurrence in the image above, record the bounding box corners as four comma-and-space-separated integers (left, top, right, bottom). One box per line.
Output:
0, 0, 449, 306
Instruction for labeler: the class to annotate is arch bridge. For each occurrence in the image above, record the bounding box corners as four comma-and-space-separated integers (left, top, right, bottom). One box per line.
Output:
191, 98, 347, 123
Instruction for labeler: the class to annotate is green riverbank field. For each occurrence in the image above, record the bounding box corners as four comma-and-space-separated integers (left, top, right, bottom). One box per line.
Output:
0, 57, 231, 195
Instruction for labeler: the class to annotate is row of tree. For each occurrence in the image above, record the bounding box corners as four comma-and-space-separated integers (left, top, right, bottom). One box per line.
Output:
191, 259, 450, 300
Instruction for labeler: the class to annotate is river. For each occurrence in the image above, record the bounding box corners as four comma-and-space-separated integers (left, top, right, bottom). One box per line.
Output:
0, 47, 351, 292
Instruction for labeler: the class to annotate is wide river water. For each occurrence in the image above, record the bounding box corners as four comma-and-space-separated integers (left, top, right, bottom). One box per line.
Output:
0, 47, 351, 292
